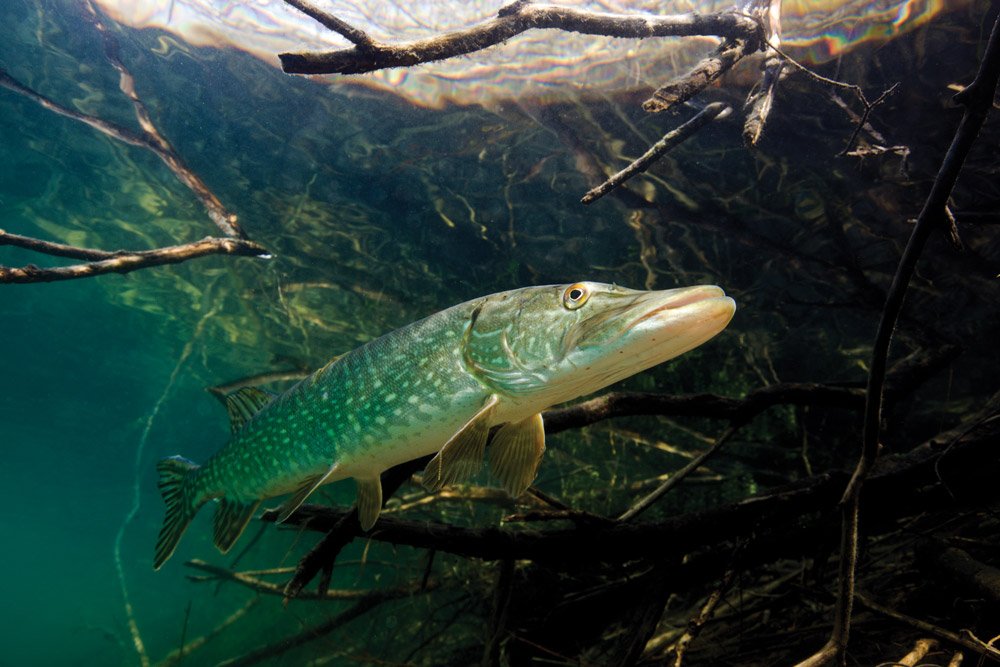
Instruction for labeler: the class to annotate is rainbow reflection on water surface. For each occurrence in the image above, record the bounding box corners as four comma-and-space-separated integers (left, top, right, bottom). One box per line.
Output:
93, 0, 966, 107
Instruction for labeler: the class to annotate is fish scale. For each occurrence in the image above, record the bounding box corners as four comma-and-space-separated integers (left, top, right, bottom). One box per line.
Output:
202, 300, 483, 501
152, 281, 735, 569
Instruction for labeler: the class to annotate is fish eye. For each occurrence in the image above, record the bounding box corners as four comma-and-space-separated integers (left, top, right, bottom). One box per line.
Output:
562, 283, 590, 310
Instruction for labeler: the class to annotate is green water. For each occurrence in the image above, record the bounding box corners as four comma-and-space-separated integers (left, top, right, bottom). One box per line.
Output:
2, 0, 998, 665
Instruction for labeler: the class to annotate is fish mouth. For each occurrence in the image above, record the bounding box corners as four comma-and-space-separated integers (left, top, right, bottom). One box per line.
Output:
629, 285, 732, 331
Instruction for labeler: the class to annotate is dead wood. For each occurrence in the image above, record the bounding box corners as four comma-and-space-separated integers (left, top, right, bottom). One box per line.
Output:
280, 455, 429, 601
918, 541, 1000, 604
482, 559, 515, 667
856, 594, 1000, 663
216, 595, 399, 667
263, 402, 1000, 567
542, 382, 864, 434
894, 638, 938, 666
279, 2, 759, 76
0, 1, 269, 285
669, 569, 737, 667
581, 103, 732, 205
642, 40, 749, 114
184, 558, 434, 602
796, 13, 1000, 666
0, 234, 269, 284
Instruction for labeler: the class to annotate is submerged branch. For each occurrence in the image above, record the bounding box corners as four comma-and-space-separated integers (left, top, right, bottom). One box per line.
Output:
217, 595, 400, 667
796, 13, 1000, 667
856, 593, 1000, 662
264, 406, 1000, 564
185, 559, 434, 601
642, 40, 749, 114
280, 3, 757, 75
0, 67, 243, 240
0, 234, 269, 284
0, 2, 269, 286
581, 103, 732, 204
542, 382, 864, 434
617, 423, 739, 522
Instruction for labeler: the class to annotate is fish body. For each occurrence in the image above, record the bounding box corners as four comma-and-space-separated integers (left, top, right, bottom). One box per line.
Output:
154, 281, 736, 569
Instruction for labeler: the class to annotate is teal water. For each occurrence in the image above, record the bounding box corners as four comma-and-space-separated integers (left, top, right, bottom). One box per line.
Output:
2, 0, 998, 665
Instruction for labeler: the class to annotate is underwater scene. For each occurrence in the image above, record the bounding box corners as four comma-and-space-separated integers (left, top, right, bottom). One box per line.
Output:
1, 0, 999, 665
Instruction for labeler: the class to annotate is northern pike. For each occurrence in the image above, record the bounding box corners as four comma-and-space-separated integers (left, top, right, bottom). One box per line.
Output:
154, 281, 735, 569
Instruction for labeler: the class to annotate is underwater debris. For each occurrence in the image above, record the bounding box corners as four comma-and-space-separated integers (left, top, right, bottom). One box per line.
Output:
0, 0, 268, 284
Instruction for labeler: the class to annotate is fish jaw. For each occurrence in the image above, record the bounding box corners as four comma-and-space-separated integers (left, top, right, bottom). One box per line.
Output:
623, 286, 736, 370
531, 284, 736, 405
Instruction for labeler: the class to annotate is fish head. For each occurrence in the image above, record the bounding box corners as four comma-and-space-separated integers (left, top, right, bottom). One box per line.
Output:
463, 282, 736, 403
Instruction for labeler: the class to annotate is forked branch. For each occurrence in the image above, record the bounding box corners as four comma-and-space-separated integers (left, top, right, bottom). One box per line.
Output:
0, 0, 269, 285
794, 11, 1000, 667
279, 1, 758, 75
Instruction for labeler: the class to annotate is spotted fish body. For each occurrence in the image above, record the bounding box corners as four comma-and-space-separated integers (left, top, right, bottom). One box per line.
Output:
154, 281, 736, 569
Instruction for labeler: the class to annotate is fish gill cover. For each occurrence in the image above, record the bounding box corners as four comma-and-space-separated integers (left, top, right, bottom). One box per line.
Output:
0, 0, 998, 665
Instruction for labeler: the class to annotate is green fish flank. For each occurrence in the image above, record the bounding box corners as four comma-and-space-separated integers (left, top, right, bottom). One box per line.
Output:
153, 281, 736, 569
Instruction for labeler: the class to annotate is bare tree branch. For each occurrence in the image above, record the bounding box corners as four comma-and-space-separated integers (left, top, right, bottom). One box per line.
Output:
0, 234, 269, 284
581, 103, 732, 205
264, 404, 1000, 565
795, 12, 1000, 667
542, 382, 864, 434
185, 558, 434, 601
279, 3, 758, 75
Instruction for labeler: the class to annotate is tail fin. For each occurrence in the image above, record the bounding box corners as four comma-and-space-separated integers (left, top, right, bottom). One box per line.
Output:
154, 456, 201, 570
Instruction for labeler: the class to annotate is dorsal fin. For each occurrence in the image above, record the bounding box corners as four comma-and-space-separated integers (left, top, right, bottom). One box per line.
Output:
222, 387, 276, 433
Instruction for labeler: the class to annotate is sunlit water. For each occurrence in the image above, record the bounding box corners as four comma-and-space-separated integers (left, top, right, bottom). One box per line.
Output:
93, 0, 964, 106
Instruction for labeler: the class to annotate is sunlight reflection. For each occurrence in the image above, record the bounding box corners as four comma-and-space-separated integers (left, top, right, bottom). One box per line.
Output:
93, 0, 964, 107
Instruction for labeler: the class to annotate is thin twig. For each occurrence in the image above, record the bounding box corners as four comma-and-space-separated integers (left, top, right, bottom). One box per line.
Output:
280, 0, 376, 48
642, 40, 749, 113
856, 593, 1000, 662
756, 33, 900, 155
618, 424, 739, 522
581, 103, 732, 204
671, 569, 737, 667
796, 12, 1000, 667
157, 597, 259, 667
185, 559, 433, 601
216, 595, 397, 667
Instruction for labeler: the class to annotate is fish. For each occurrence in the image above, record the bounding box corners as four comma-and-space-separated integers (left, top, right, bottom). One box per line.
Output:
153, 281, 736, 569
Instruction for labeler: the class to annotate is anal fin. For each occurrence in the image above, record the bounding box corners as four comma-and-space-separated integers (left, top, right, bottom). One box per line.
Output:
422, 394, 499, 492
488, 413, 546, 497
356, 477, 383, 531
213, 498, 261, 553
276, 464, 340, 523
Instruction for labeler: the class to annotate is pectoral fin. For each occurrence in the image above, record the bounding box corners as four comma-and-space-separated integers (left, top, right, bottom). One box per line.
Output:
276, 464, 341, 523
423, 394, 499, 492
356, 477, 383, 531
488, 413, 546, 497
